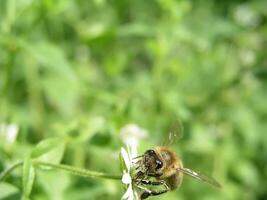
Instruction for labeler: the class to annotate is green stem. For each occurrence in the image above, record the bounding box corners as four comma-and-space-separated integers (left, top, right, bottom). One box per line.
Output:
34, 161, 122, 180
0, 160, 122, 182
0, 161, 23, 181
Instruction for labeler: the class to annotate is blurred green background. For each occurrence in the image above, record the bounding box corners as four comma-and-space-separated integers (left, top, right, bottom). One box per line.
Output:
0, 0, 267, 199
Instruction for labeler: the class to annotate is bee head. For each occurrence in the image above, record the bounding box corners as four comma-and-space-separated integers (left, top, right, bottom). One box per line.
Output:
143, 149, 163, 174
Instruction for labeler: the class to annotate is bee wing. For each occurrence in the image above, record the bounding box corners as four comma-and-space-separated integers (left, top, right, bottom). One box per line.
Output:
178, 167, 222, 188
164, 119, 184, 146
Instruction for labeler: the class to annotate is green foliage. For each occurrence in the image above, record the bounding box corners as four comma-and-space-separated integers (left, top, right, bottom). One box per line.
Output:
0, 0, 267, 199
0, 182, 19, 200
22, 158, 35, 200
30, 138, 66, 164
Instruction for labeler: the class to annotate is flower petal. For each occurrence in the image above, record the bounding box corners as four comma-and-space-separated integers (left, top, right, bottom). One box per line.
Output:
121, 184, 134, 200
120, 124, 148, 146
122, 171, 132, 184
121, 147, 131, 172
127, 142, 137, 160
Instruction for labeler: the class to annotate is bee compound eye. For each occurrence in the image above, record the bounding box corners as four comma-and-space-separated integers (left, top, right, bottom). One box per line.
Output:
155, 160, 163, 170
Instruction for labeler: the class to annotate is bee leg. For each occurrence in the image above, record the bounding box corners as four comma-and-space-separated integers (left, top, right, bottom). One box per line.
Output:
135, 163, 141, 170
140, 179, 166, 186
147, 172, 163, 177
133, 171, 145, 184
140, 189, 169, 200
141, 179, 170, 192
140, 181, 170, 200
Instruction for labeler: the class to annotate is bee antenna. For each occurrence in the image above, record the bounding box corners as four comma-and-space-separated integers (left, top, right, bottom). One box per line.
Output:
132, 155, 144, 160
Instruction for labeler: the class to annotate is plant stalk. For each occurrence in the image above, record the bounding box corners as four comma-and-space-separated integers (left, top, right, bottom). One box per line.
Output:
34, 161, 122, 180
0, 161, 23, 181
0, 160, 122, 181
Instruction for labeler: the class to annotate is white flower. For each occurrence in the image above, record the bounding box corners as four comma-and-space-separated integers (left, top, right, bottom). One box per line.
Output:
234, 5, 260, 28
120, 124, 148, 159
120, 123, 148, 200
0, 123, 19, 144
121, 147, 138, 200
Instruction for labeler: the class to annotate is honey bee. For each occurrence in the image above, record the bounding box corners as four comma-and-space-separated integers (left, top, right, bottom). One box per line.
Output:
133, 121, 221, 199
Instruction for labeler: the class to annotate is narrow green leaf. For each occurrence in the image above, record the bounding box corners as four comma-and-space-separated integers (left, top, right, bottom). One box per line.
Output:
38, 142, 65, 164
0, 182, 19, 199
31, 138, 60, 158
31, 138, 66, 165
22, 158, 35, 200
